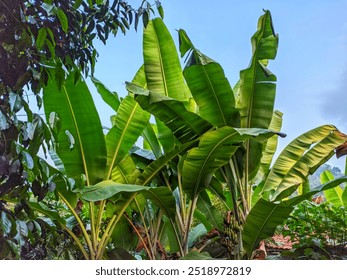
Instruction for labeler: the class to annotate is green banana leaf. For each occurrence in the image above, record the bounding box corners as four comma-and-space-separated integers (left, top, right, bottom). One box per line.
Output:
256, 110, 283, 182
235, 10, 278, 181
262, 125, 347, 201
43, 71, 106, 185
111, 155, 140, 184
155, 117, 177, 153
182, 126, 282, 199
136, 140, 197, 185
196, 191, 224, 231
77, 180, 176, 219
342, 187, 347, 207
242, 198, 293, 258
143, 18, 190, 101
178, 29, 239, 128
321, 170, 343, 207
104, 95, 150, 179
127, 83, 212, 143
282, 175, 347, 207
142, 123, 162, 158
91, 77, 120, 112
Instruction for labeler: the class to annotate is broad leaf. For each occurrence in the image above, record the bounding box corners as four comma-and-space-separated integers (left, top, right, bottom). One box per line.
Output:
262, 125, 347, 200
43, 71, 106, 185
143, 18, 190, 101
196, 191, 224, 231
105, 96, 149, 179
235, 10, 278, 181
142, 123, 162, 158
255, 110, 283, 182
244, 173, 347, 258
136, 140, 197, 185
242, 198, 293, 258
180, 251, 213, 260
78, 180, 176, 219
180, 29, 239, 127
128, 83, 212, 143
111, 156, 140, 184
182, 127, 281, 199
91, 77, 120, 112
321, 170, 343, 207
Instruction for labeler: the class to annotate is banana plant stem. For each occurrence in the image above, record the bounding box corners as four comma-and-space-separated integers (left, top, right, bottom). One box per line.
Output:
58, 192, 95, 259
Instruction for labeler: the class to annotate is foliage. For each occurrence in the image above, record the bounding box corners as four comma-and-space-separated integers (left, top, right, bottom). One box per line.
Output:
0, 0, 163, 259
282, 200, 346, 249
0, 0, 164, 92
1, 7, 347, 260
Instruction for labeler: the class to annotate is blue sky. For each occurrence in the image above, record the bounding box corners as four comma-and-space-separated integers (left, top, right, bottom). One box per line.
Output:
89, 0, 347, 169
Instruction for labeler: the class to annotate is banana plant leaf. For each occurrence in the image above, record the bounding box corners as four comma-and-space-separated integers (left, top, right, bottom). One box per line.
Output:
91, 77, 120, 112
142, 123, 162, 159
321, 170, 343, 207
235, 10, 278, 181
178, 29, 239, 128
104, 95, 150, 179
110, 155, 140, 184
77, 180, 176, 219
343, 187, 347, 207
182, 126, 282, 200
242, 198, 293, 258
255, 110, 283, 182
262, 125, 347, 201
196, 191, 224, 231
127, 83, 212, 143
136, 140, 198, 185
43, 70, 106, 185
143, 18, 190, 101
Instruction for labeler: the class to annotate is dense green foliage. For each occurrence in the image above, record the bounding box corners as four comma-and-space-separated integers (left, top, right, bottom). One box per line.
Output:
1, 7, 347, 260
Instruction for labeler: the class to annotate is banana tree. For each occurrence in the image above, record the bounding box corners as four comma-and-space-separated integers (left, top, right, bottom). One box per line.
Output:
127, 12, 347, 260
34, 66, 183, 259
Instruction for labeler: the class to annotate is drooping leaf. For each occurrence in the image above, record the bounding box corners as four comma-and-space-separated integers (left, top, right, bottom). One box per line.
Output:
182, 126, 281, 200
143, 18, 190, 101
142, 123, 162, 159
78, 180, 176, 219
136, 140, 197, 186
128, 83, 212, 144
27, 201, 66, 226
196, 191, 224, 231
180, 251, 213, 260
188, 223, 207, 248
43, 70, 106, 185
183, 51, 239, 128
262, 125, 347, 201
91, 77, 120, 112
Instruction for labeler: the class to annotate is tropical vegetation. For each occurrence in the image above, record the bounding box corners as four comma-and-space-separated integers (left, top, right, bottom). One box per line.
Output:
1, 6, 347, 260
